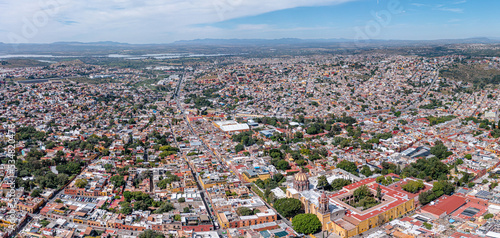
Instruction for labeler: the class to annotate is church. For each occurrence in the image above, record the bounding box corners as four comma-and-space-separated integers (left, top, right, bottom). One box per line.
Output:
286, 171, 415, 238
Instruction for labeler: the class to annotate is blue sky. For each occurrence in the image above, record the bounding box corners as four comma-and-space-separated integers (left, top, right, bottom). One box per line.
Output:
0, 0, 498, 44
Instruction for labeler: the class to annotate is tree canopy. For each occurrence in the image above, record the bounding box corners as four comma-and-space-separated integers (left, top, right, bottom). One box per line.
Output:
138, 230, 165, 238
336, 160, 358, 175
401, 180, 425, 193
292, 213, 322, 234
430, 140, 453, 159
274, 198, 303, 218
330, 178, 352, 191
401, 157, 450, 181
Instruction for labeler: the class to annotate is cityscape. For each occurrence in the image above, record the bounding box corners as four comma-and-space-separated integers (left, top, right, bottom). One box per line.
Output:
1, 1, 500, 238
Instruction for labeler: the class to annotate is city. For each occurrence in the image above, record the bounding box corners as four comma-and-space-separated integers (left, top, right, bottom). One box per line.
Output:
1, 0, 500, 238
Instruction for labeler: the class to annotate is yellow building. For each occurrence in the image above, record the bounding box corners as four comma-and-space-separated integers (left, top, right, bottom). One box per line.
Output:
16, 197, 45, 213
198, 174, 227, 189
241, 169, 271, 183
287, 177, 415, 238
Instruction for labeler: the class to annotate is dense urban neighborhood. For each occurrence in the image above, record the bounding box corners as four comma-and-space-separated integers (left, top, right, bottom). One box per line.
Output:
2, 44, 500, 238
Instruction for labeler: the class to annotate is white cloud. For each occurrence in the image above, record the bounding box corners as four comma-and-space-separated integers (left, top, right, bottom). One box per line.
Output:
0, 0, 357, 43
438, 7, 464, 13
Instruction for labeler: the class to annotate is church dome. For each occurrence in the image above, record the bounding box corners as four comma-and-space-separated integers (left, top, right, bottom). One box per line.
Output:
294, 171, 308, 182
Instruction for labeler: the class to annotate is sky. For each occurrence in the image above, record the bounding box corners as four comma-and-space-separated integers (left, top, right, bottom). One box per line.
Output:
0, 0, 498, 44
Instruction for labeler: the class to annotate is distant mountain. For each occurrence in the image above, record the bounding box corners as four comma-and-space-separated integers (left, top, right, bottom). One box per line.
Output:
0, 37, 499, 56
51, 41, 130, 45
172, 38, 351, 45
173, 37, 500, 45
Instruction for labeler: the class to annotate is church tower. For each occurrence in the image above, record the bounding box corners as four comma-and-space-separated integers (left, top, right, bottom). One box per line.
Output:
318, 192, 329, 214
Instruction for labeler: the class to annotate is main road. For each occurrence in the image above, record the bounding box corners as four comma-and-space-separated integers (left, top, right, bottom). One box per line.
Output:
171, 73, 294, 231
170, 74, 218, 229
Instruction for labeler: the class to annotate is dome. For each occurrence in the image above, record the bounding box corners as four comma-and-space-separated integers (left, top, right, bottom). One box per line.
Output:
294, 171, 308, 182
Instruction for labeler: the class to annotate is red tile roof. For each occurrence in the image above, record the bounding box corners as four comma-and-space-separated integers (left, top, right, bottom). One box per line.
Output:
421, 195, 466, 216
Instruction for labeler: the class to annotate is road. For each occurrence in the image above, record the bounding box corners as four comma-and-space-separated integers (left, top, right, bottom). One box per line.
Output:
249, 185, 293, 227
172, 73, 292, 231
170, 74, 217, 229
401, 68, 440, 112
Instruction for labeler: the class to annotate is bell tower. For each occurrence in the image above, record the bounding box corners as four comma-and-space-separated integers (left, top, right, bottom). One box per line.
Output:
318, 192, 329, 214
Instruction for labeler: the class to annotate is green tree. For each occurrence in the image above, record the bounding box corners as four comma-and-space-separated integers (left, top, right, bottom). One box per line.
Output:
360, 165, 373, 177
276, 160, 290, 171
484, 213, 494, 220
154, 202, 175, 214
120, 202, 133, 214
292, 213, 322, 234
110, 175, 126, 187
353, 185, 371, 200
75, 178, 88, 188
138, 230, 166, 238
423, 222, 433, 230
237, 207, 255, 216
235, 143, 244, 153
401, 180, 425, 193
31, 188, 42, 197
330, 178, 352, 190
317, 175, 330, 190
336, 160, 358, 175
274, 198, 303, 218
376, 185, 382, 201
430, 141, 452, 159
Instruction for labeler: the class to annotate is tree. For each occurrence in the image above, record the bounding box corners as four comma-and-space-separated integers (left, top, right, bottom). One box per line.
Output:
276, 160, 290, 171
292, 213, 322, 234
120, 202, 133, 215
154, 202, 175, 214
401, 157, 450, 181
376, 185, 382, 201
484, 213, 494, 220
353, 185, 371, 200
464, 154, 472, 160
336, 160, 358, 175
317, 175, 329, 190
423, 222, 433, 230
274, 198, 303, 218
295, 131, 303, 139
401, 180, 425, 193
235, 143, 244, 153
139, 230, 165, 238
31, 188, 42, 197
330, 178, 352, 190
75, 178, 88, 188
178, 197, 185, 203
237, 207, 255, 216
419, 190, 436, 205
430, 141, 452, 159
360, 165, 373, 177
110, 175, 126, 187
